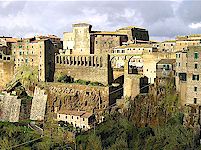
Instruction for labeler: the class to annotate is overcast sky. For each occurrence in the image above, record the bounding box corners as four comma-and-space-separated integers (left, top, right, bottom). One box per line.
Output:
0, 0, 201, 41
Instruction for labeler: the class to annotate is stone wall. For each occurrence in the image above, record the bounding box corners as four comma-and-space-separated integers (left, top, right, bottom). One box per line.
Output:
0, 93, 21, 122
0, 52, 14, 90
43, 82, 110, 113
30, 86, 48, 121
55, 54, 113, 85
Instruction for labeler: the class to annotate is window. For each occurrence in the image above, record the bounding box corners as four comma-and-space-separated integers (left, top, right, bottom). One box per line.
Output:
25, 59, 28, 63
66, 116, 67, 119
195, 64, 198, 69
194, 98, 197, 104
19, 52, 22, 55
194, 52, 198, 59
77, 117, 79, 120
194, 87, 197, 92
58, 115, 60, 118
192, 75, 199, 81
83, 118, 85, 121
72, 116, 73, 119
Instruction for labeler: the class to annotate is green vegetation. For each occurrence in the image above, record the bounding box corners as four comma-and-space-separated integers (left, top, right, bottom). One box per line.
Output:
76, 77, 200, 150
0, 120, 74, 149
77, 112, 198, 150
56, 74, 105, 86
15, 65, 38, 88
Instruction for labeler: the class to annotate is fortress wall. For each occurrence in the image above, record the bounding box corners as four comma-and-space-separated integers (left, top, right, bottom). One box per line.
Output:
55, 54, 111, 85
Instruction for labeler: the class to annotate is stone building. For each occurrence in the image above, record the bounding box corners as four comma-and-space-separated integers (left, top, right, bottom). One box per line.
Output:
175, 34, 201, 52
0, 37, 17, 55
176, 46, 201, 105
156, 59, 176, 78
57, 110, 95, 130
116, 26, 149, 42
0, 51, 14, 89
11, 36, 56, 82
158, 40, 176, 53
63, 23, 149, 55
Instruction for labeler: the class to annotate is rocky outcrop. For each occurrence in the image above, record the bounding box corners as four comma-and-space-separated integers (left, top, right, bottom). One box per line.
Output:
30, 86, 47, 121
0, 92, 21, 122
45, 83, 110, 113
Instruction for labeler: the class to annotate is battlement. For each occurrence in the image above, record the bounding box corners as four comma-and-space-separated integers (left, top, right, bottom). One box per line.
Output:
55, 54, 106, 68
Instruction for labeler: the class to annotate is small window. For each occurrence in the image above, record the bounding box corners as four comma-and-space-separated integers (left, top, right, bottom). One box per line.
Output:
194, 87, 197, 92
66, 116, 67, 119
59, 115, 60, 118
19, 52, 22, 55
72, 116, 73, 119
194, 52, 198, 59
195, 64, 198, 69
192, 75, 199, 81
83, 118, 85, 121
194, 98, 197, 104
77, 117, 79, 120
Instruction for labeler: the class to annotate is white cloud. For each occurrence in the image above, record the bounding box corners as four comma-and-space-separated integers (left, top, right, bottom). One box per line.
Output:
189, 22, 201, 29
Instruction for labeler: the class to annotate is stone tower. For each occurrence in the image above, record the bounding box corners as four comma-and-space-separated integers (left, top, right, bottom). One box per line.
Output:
72, 23, 92, 55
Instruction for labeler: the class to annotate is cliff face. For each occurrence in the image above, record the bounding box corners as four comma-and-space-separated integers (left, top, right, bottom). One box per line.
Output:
44, 83, 110, 113
127, 77, 179, 128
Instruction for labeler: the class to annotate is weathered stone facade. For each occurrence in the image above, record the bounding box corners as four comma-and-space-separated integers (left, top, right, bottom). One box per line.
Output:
30, 86, 48, 121
63, 23, 149, 55
44, 83, 111, 113
11, 36, 56, 82
0, 51, 14, 89
176, 46, 201, 105
55, 54, 113, 86
0, 92, 21, 122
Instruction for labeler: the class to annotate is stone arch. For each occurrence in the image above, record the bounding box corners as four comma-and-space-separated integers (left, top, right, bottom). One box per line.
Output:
56, 55, 59, 63
128, 56, 138, 74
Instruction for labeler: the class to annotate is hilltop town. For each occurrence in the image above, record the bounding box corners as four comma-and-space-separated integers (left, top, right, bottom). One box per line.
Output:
0, 23, 201, 149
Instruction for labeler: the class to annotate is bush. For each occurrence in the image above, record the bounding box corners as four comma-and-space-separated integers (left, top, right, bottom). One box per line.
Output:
57, 75, 73, 83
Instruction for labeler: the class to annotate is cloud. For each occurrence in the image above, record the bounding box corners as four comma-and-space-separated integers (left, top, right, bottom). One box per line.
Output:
0, 1, 201, 41
189, 22, 201, 29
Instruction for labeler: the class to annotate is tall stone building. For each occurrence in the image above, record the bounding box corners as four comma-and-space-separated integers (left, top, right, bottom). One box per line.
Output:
116, 26, 149, 42
176, 46, 201, 105
11, 36, 56, 82
63, 23, 149, 55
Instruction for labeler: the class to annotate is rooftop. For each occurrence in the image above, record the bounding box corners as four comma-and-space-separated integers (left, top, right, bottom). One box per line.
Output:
157, 59, 176, 65
58, 110, 93, 118
117, 26, 146, 30
115, 43, 152, 49
91, 31, 126, 36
